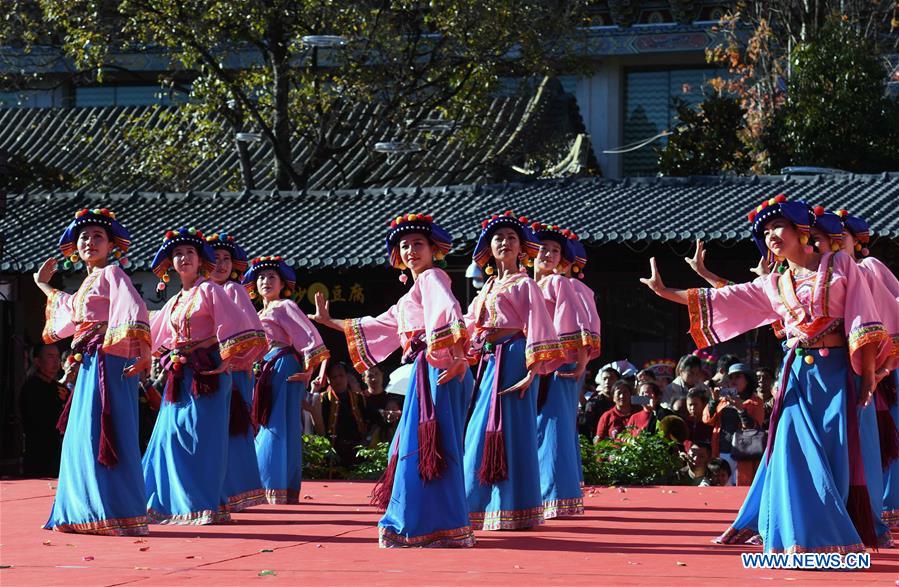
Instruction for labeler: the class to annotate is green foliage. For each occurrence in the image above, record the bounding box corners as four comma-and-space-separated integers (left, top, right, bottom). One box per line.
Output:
583, 429, 685, 486
657, 94, 751, 176
7, 0, 589, 190
302, 434, 337, 480
352, 442, 389, 480
767, 14, 899, 173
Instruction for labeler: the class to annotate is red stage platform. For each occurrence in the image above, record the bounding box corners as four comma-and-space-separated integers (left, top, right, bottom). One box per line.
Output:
1, 479, 897, 585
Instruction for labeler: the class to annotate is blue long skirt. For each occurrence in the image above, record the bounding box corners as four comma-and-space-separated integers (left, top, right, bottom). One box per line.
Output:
142, 356, 232, 524
858, 400, 892, 544
536, 365, 584, 518
379, 359, 475, 548
223, 370, 265, 511
883, 371, 899, 527
716, 348, 866, 553
464, 337, 544, 530
255, 348, 305, 504
45, 351, 148, 535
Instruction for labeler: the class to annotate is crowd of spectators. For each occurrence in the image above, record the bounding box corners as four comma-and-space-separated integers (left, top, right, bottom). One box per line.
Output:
581, 352, 777, 487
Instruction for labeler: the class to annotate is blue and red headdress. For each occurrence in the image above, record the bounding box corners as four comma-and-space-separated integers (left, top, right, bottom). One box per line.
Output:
530, 222, 576, 271
385, 213, 453, 270
746, 194, 815, 263
835, 209, 871, 256
472, 211, 541, 272
242, 256, 297, 300
811, 206, 845, 252
205, 231, 249, 280
150, 228, 217, 290
58, 207, 132, 266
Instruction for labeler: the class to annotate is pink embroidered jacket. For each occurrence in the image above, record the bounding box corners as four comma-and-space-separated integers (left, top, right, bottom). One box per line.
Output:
344, 268, 468, 372
259, 299, 329, 372
687, 252, 891, 374
858, 256, 899, 366
538, 274, 594, 364
43, 265, 150, 358
569, 277, 602, 360
464, 271, 565, 374
150, 278, 266, 365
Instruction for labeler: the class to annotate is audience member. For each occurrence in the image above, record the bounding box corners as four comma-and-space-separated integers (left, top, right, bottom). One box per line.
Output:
700, 458, 733, 487
594, 380, 633, 441
318, 362, 368, 467
626, 381, 674, 435
18, 344, 67, 477
684, 387, 713, 449
662, 354, 706, 409
581, 367, 618, 437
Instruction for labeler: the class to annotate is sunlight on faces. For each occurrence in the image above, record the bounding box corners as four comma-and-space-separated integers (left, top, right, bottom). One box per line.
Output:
171, 245, 200, 280
809, 226, 832, 254
211, 249, 233, 284
727, 372, 748, 393
256, 269, 282, 301
536, 239, 562, 273
490, 227, 521, 266
76, 226, 113, 266
363, 365, 383, 393
398, 233, 434, 275
763, 217, 801, 259
637, 382, 660, 409
685, 395, 706, 420
613, 385, 631, 410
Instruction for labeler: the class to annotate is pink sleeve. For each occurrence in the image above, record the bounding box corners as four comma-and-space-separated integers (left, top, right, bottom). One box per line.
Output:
278, 301, 329, 372
344, 305, 401, 373
101, 266, 151, 358
546, 276, 591, 362
861, 257, 899, 299
150, 303, 175, 355
686, 276, 780, 349
519, 278, 565, 374
224, 281, 264, 331
837, 254, 891, 374
201, 282, 267, 364
419, 269, 469, 369
42, 289, 75, 343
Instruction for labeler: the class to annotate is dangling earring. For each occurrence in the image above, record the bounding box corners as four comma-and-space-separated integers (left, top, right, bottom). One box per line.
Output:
230, 271, 238, 280
157, 272, 170, 293
398, 270, 409, 285
800, 234, 813, 255
484, 265, 495, 276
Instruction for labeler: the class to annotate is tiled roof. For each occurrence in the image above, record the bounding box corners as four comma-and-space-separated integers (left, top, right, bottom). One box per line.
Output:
0, 78, 597, 193
3, 172, 897, 273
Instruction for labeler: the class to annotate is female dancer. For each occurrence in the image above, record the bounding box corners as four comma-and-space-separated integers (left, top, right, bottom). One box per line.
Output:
143, 228, 266, 524
531, 223, 588, 518
206, 232, 266, 512
836, 210, 899, 529
642, 196, 891, 553
464, 211, 564, 530
310, 213, 474, 547
245, 256, 328, 504
37, 208, 151, 535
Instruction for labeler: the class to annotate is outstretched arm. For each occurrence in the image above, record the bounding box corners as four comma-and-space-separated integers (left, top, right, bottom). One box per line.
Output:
307, 291, 347, 332
640, 257, 689, 305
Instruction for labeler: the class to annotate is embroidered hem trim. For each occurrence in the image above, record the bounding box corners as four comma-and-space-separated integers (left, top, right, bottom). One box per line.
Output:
304, 344, 330, 372
767, 542, 867, 554
227, 489, 267, 512
42, 289, 66, 343
103, 321, 151, 356
48, 514, 149, 536
469, 506, 546, 531
264, 489, 300, 505
848, 323, 889, 357
687, 287, 718, 349
542, 497, 584, 519
525, 341, 566, 371
345, 317, 375, 373
221, 330, 267, 362
428, 320, 469, 353
378, 525, 476, 548
148, 507, 231, 525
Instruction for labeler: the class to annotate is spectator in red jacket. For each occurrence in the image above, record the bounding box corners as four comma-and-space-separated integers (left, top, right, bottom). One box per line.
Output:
626, 381, 674, 435
594, 381, 633, 441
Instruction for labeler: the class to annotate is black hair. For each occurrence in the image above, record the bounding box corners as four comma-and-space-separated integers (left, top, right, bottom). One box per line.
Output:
706, 458, 732, 477
636, 368, 657, 381
600, 366, 621, 379
637, 381, 661, 397
716, 354, 740, 373
686, 387, 708, 403
756, 367, 775, 378
326, 361, 349, 376
611, 380, 633, 396
676, 354, 702, 374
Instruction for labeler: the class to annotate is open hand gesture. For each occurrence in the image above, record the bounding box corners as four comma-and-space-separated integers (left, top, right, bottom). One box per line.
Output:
639, 257, 666, 295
